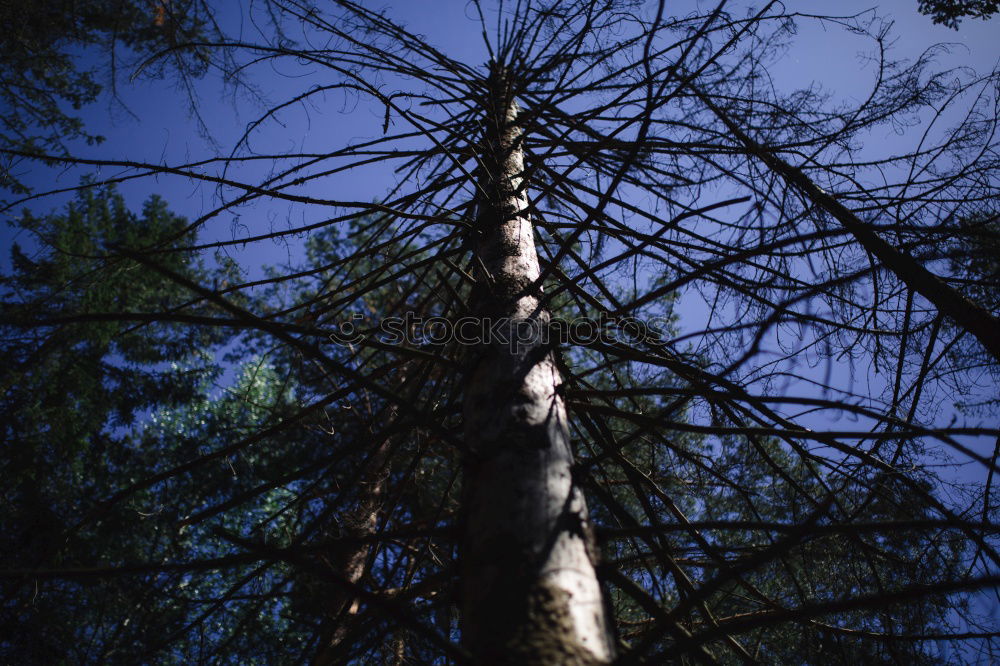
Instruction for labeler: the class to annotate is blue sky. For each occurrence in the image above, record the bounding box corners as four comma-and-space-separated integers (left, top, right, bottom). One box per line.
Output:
7, 0, 998, 282
2, 2, 998, 657
4, 0, 997, 462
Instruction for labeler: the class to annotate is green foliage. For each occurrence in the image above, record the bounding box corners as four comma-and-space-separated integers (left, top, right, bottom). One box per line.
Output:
938, 210, 999, 413
2, 1, 996, 661
917, 0, 1000, 28
0, 185, 241, 663
0, 0, 216, 192
0, 192, 976, 662
946, 212, 1000, 315
689, 437, 963, 663
255, 216, 468, 662
1, 182, 223, 451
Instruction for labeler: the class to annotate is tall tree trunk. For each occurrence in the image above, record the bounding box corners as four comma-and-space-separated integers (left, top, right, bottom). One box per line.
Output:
460, 65, 615, 665
312, 437, 390, 666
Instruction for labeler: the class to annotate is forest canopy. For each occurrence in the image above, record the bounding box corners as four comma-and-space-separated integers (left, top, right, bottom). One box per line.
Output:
1, 1, 999, 664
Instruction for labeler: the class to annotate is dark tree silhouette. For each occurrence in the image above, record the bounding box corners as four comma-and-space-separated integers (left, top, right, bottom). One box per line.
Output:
0, 0, 229, 193
918, 0, 1000, 28
2, 1, 999, 663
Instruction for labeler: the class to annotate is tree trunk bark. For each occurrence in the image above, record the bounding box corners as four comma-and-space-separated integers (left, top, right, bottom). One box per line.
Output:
312, 437, 390, 666
460, 64, 615, 665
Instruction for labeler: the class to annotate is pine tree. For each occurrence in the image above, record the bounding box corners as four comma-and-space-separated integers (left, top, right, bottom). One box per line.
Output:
4, 1, 1000, 663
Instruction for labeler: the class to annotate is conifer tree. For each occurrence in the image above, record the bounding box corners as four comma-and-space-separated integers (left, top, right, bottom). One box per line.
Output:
3, 1, 1000, 663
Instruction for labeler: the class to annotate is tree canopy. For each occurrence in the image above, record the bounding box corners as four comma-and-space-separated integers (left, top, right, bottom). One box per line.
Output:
2, 1, 999, 663
917, 0, 1000, 28
0, 0, 224, 192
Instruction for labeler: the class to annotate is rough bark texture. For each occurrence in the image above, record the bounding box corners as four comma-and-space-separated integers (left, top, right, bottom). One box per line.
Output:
461, 65, 615, 665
